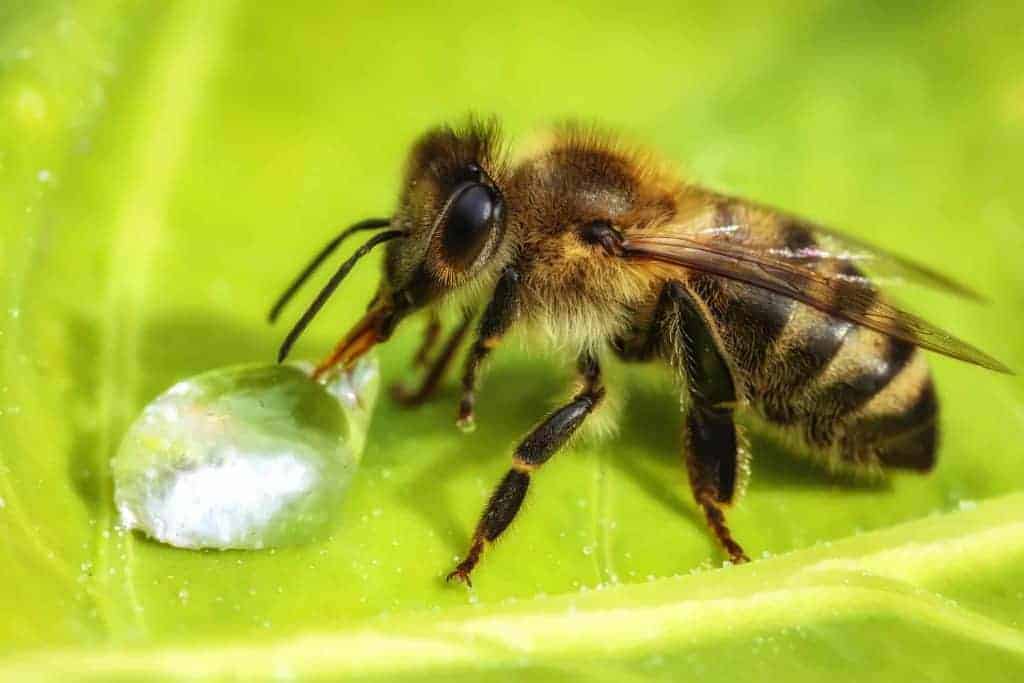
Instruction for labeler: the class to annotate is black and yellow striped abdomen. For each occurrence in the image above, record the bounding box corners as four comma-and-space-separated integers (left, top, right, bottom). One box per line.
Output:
684, 228, 939, 474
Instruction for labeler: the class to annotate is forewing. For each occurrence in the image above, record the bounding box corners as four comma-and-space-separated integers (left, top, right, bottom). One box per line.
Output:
693, 197, 982, 300
622, 234, 1011, 373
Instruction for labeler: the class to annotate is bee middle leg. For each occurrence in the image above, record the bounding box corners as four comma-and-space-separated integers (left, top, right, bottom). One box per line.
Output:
391, 311, 474, 407
664, 282, 750, 564
446, 353, 604, 585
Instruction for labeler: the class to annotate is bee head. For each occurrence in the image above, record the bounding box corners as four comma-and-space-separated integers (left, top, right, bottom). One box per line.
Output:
383, 118, 509, 309
273, 118, 510, 369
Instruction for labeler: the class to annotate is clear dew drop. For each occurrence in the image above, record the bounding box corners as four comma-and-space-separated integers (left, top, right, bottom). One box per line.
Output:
111, 356, 379, 550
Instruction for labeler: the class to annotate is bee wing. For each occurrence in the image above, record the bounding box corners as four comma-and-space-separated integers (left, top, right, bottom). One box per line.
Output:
762, 221, 982, 300
694, 201, 983, 300
621, 234, 1011, 374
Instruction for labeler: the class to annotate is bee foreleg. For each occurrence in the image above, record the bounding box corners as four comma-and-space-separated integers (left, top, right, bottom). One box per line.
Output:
666, 282, 750, 564
391, 311, 474, 407
446, 354, 604, 586
456, 266, 521, 431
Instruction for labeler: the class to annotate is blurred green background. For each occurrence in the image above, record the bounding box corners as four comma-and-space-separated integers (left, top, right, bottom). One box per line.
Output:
2, 1, 1023, 680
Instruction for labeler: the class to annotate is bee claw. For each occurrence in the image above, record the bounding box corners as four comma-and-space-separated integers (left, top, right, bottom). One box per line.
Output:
445, 567, 473, 588
456, 415, 477, 433
457, 396, 477, 433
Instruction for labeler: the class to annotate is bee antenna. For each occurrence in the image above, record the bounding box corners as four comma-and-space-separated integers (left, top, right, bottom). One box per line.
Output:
268, 217, 392, 323
276, 229, 404, 364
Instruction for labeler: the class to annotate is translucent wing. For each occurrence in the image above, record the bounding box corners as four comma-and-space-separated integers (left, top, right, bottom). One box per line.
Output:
621, 233, 1011, 374
691, 198, 983, 300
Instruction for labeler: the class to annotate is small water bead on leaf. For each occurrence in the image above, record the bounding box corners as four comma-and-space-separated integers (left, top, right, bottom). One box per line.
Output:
111, 356, 379, 550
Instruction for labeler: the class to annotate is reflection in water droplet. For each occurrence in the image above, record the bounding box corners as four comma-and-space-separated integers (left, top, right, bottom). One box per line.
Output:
112, 357, 379, 550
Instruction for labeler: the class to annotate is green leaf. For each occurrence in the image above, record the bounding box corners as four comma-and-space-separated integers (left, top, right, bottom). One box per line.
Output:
2, 2, 1022, 680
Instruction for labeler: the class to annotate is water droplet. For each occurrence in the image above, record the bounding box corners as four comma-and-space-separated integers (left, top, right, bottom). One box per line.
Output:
36, 169, 52, 183
112, 357, 379, 550
581, 545, 594, 556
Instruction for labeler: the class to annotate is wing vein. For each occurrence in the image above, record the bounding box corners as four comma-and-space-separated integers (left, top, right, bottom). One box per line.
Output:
622, 235, 1010, 374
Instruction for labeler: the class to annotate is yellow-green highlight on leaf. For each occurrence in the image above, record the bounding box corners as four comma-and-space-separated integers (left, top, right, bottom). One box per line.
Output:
2, 494, 1024, 681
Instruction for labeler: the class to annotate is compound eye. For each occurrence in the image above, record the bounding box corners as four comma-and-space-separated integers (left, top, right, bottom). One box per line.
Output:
441, 182, 499, 270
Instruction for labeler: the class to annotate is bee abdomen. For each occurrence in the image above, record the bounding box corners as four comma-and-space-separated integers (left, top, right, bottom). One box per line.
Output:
758, 311, 854, 424
688, 274, 795, 378
758, 324, 939, 472
800, 330, 916, 447
678, 211, 940, 473
748, 300, 938, 471
839, 363, 939, 472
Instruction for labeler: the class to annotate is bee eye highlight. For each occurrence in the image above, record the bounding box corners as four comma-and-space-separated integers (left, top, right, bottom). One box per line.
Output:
441, 182, 500, 270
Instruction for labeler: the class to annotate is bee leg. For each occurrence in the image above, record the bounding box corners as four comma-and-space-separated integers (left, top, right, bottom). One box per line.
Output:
456, 266, 521, 431
685, 408, 749, 564
414, 311, 442, 368
666, 282, 750, 564
447, 354, 604, 585
391, 312, 474, 407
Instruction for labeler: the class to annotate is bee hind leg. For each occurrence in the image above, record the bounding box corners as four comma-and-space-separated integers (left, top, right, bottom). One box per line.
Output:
664, 282, 750, 564
685, 408, 749, 563
391, 311, 474, 407
447, 354, 604, 585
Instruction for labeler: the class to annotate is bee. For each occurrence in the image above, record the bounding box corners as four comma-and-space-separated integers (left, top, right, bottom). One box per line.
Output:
269, 118, 1010, 585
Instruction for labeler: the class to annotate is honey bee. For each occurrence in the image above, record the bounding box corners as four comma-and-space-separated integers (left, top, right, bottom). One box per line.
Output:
269, 118, 1010, 585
